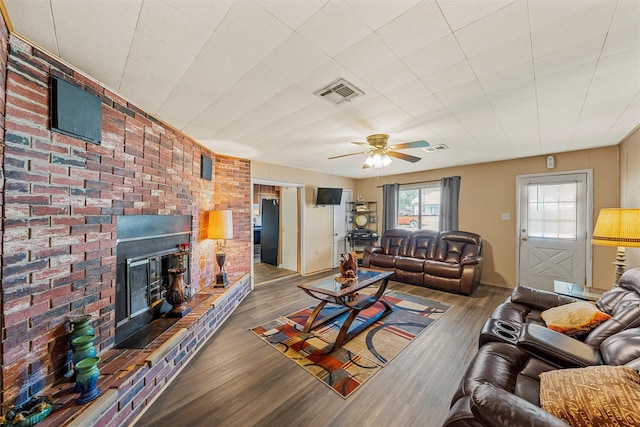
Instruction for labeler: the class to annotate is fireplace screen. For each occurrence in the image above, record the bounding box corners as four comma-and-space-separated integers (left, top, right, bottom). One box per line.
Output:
126, 256, 164, 320
117, 251, 188, 328
115, 214, 192, 346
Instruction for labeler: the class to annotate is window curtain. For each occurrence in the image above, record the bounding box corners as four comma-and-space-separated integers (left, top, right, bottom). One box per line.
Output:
439, 176, 461, 231
382, 183, 400, 233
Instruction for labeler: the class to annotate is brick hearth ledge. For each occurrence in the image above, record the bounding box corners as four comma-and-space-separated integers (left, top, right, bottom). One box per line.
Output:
39, 273, 251, 427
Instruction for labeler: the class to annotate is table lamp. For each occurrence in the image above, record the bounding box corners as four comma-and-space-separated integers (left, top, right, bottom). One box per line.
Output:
592, 208, 640, 287
208, 210, 234, 287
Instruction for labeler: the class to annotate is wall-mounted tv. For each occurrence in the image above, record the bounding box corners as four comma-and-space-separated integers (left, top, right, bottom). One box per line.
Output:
50, 76, 102, 144
316, 187, 343, 206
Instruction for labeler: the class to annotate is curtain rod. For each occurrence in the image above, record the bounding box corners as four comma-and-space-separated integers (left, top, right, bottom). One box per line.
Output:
376, 179, 441, 188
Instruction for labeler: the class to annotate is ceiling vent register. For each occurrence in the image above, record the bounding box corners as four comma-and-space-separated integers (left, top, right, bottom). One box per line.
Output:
423, 144, 449, 153
314, 78, 364, 105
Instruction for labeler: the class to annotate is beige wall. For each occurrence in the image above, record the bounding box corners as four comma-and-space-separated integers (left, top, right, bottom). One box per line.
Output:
252, 161, 356, 274
253, 136, 638, 288
357, 147, 619, 289
620, 126, 640, 268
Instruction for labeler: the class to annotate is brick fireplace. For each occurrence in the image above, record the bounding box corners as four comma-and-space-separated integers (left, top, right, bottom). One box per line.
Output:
0, 12, 251, 414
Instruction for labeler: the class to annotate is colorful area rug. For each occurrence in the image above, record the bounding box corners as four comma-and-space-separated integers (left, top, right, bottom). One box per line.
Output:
250, 290, 450, 398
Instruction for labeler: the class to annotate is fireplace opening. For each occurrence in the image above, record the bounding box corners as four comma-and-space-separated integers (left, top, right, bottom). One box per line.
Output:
115, 215, 192, 348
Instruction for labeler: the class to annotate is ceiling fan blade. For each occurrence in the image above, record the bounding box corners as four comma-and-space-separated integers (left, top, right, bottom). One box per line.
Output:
389, 140, 429, 150
328, 151, 369, 160
362, 161, 371, 169
351, 141, 370, 147
389, 151, 421, 163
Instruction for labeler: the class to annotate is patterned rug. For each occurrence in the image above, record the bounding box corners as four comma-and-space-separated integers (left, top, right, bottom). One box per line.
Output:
250, 290, 450, 398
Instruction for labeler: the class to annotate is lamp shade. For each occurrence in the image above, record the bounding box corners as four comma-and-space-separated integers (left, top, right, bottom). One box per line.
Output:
208, 210, 233, 240
592, 208, 640, 247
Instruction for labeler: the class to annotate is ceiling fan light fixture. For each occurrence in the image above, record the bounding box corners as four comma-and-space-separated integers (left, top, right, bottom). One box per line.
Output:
365, 152, 392, 168
364, 155, 375, 167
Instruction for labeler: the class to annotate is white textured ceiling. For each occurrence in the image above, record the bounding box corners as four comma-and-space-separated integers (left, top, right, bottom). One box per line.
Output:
4, 0, 640, 179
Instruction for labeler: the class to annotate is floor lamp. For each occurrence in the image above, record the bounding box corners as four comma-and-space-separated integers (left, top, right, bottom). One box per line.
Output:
592, 208, 640, 287
208, 210, 234, 287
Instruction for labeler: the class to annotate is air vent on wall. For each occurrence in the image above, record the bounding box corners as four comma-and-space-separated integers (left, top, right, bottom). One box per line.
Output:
314, 78, 364, 105
423, 144, 449, 153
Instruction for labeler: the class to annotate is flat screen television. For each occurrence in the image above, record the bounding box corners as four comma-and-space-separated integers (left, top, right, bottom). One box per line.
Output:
316, 187, 343, 205
50, 76, 102, 144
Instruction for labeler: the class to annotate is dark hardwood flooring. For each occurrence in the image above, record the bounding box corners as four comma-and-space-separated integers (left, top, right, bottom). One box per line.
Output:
132, 271, 511, 427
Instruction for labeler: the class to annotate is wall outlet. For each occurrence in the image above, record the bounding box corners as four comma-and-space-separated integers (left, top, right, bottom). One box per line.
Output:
501, 212, 511, 220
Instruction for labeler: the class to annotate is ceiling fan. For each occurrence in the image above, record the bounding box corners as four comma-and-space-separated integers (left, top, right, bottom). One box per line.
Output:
328, 134, 430, 168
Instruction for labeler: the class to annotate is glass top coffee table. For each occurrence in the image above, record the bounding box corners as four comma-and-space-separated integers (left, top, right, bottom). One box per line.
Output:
297, 268, 394, 349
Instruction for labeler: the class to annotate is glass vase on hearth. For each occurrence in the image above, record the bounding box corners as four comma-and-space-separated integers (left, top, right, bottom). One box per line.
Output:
69, 315, 94, 350
72, 334, 97, 366
66, 315, 95, 378
71, 334, 97, 391
75, 356, 101, 404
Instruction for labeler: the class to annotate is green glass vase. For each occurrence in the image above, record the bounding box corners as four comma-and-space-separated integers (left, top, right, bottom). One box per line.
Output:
69, 315, 95, 349
71, 334, 97, 365
75, 356, 101, 404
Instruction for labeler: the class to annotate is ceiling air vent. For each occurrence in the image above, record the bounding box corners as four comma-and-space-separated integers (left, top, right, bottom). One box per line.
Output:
314, 78, 364, 106
423, 144, 449, 153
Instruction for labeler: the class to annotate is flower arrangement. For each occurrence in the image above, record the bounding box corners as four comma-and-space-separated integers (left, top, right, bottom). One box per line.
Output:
178, 243, 190, 251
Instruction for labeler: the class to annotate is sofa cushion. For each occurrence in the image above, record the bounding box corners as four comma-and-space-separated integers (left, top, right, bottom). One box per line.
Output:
470, 383, 569, 427
378, 228, 412, 256
599, 327, 640, 366
404, 230, 438, 259
491, 302, 548, 327
368, 253, 397, 268
584, 302, 640, 348
539, 365, 640, 427
540, 301, 611, 337
434, 231, 481, 263
424, 260, 462, 279
511, 286, 577, 311
395, 257, 424, 272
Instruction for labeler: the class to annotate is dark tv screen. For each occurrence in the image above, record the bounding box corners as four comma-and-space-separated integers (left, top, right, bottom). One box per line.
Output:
51, 77, 102, 144
316, 187, 343, 205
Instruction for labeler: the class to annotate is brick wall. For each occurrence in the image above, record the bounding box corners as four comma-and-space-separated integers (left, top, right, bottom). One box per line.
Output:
0, 5, 9, 404
0, 29, 251, 405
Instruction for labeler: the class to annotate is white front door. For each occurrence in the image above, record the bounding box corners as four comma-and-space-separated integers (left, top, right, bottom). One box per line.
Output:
517, 171, 592, 290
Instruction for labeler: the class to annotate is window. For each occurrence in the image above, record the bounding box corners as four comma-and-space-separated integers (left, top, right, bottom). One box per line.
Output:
398, 183, 440, 230
527, 182, 578, 239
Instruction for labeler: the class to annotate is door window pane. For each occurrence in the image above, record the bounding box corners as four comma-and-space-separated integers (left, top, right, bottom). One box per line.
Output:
527, 183, 577, 239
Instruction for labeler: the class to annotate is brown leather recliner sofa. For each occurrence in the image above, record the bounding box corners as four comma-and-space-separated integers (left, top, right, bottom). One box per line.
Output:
443, 267, 640, 426
361, 228, 482, 295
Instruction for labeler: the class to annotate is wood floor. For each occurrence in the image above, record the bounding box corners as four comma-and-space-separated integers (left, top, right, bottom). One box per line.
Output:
254, 261, 298, 285
133, 271, 511, 427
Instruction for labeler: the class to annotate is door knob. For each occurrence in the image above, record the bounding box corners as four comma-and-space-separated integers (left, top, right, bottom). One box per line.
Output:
522, 237, 528, 241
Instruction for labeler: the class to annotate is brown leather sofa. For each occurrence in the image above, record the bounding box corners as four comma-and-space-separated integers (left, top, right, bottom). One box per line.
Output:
361, 228, 482, 295
443, 267, 640, 426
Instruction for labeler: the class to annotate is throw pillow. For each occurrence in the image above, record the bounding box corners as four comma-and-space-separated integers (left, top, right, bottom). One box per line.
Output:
539, 365, 640, 427
540, 301, 611, 336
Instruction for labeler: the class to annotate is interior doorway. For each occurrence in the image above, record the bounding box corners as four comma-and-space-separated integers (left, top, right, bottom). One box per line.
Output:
252, 181, 303, 285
